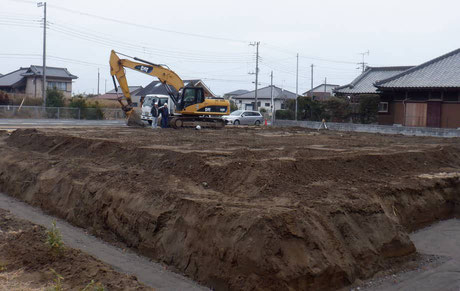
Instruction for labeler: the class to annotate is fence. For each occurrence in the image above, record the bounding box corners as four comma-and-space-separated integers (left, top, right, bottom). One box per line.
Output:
0, 105, 125, 120
275, 120, 460, 138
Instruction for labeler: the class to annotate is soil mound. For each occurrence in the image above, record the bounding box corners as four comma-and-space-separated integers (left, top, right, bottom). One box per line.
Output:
0, 208, 150, 290
0, 128, 459, 290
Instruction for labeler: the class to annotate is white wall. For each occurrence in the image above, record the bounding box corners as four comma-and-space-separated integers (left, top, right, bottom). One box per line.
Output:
235, 98, 287, 112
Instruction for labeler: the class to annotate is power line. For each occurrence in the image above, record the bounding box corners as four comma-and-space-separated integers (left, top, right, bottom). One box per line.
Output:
47, 4, 250, 44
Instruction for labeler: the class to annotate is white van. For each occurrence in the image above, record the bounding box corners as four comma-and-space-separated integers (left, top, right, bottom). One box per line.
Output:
141, 94, 174, 125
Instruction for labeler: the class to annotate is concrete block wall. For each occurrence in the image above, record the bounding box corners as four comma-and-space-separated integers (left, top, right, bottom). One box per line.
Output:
274, 120, 460, 138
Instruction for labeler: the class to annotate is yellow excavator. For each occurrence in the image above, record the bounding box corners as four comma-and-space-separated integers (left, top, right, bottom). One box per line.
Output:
109, 50, 230, 128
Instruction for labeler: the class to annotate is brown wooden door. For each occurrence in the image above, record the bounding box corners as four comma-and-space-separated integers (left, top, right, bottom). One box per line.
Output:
426, 101, 441, 128
405, 103, 427, 127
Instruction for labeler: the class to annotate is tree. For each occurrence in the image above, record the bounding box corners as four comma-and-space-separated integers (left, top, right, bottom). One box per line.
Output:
69, 95, 104, 120
358, 95, 380, 124
297, 97, 324, 121
46, 88, 65, 107
323, 97, 351, 122
229, 100, 238, 112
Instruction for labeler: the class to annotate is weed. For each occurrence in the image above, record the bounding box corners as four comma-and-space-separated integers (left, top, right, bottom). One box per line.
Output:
81, 280, 106, 291
46, 220, 64, 255
46, 268, 64, 291
0, 261, 6, 272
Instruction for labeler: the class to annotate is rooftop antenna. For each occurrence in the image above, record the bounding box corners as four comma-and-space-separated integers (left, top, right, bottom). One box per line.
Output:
358, 50, 370, 73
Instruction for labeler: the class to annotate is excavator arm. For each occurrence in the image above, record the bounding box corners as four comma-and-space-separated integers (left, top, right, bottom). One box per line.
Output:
109, 50, 184, 111
109, 50, 230, 128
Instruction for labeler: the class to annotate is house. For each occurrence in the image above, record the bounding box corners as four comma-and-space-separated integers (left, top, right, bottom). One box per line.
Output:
0, 66, 77, 98
375, 48, 460, 128
232, 86, 297, 111
303, 83, 339, 101
334, 66, 413, 103
223, 89, 250, 100
94, 86, 144, 107
137, 79, 216, 99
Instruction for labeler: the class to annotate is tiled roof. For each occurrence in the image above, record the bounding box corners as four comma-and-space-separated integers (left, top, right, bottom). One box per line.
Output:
233, 85, 297, 100
334, 66, 413, 94
106, 86, 143, 94
304, 84, 340, 95
376, 48, 460, 89
22, 65, 78, 79
224, 89, 250, 96
0, 68, 28, 87
0, 66, 77, 87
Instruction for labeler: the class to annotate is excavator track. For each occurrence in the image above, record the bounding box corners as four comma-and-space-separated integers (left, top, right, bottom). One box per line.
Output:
170, 116, 225, 129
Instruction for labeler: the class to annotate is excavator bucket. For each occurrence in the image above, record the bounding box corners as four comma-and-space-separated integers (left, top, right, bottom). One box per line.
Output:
126, 110, 145, 127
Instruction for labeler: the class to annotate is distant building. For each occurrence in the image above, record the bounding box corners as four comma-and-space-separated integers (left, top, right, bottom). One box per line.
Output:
223, 89, 250, 100
375, 48, 460, 128
0, 66, 77, 98
95, 86, 144, 107
303, 83, 339, 101
334, 66, 413, 102
137, 79, 216, 98
232, 85, 297, 111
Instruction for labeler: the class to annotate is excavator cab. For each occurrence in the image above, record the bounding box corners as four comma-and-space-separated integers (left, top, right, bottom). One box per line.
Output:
178, 87, 205, 111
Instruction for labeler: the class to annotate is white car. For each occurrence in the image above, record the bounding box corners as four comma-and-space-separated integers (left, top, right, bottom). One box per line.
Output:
223, 110, 264, 125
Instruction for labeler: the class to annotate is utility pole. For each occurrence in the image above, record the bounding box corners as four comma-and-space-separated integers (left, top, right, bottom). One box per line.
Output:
270, 70, 274, 125
250, 41, 260, 111
310, 64, 314, 96
295, 53, 299, 121
37, 2, 47, 106
97, 68, 100, 95
324, 77, 327, 91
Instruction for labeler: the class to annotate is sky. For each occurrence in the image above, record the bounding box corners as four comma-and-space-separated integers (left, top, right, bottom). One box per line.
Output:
1, 0, 460, 96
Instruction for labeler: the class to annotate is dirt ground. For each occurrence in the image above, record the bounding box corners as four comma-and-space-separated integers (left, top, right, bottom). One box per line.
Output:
0, 126, 459, 290
0, 208, 151, 290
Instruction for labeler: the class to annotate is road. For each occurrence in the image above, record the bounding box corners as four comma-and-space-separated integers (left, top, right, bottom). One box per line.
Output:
362, 219, 460, 291
0, 193, 208, 291
0, 118, 126, 129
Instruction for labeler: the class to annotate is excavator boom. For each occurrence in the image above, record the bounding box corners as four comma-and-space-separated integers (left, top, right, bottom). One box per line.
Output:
110, 50, 184, 105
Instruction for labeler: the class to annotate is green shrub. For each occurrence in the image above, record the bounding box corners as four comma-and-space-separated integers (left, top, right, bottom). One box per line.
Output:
275, 109, 295, 120
46, 88, 65, 107
69, 96, 104, 120
358, 95, 380, 124
229, 100, 238, 112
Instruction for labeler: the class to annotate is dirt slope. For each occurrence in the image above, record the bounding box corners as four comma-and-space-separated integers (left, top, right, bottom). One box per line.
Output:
0, 127, 459, 290
0, 208, 150, 290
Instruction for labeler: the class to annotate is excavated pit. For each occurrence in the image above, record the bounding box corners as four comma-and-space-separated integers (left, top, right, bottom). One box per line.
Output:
0, 127, 459, 290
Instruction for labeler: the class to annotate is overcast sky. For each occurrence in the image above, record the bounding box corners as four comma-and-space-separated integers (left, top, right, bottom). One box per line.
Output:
1, 0, 460, 96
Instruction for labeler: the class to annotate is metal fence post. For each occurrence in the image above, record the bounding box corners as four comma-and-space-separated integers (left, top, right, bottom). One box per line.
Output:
57, 107, 60, 119
78, 108, 81, 120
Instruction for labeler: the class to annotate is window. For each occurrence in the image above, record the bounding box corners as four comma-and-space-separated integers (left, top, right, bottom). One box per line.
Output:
47, 81, 67, 91
265, 103, 270, 107
378, 102, 389, 113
